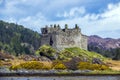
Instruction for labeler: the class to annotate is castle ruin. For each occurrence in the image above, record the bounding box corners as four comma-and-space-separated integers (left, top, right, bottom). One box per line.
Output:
40, 24, 87, 51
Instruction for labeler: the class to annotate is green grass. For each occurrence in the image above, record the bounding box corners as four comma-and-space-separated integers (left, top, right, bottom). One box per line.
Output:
58, 47, 106, 61
36, 45, 107, 62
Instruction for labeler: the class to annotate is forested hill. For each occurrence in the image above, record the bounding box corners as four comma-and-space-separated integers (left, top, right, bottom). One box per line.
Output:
0, 20, 41, 56
88, 35, 120, 60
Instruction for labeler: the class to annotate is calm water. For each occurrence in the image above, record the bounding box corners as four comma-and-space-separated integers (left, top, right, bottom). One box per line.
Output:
0, 76, 120, 80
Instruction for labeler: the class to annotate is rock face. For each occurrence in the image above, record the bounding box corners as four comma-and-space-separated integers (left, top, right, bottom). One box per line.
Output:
64, 57, 82, 70
40, 25, 87, 51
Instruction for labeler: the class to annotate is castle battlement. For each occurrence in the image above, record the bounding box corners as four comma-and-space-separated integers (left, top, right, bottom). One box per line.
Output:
40, 24, 87, 51
41, 24, 81, 35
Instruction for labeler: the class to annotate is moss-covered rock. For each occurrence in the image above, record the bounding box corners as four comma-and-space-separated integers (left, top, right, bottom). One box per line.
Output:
35, 45, 57, 60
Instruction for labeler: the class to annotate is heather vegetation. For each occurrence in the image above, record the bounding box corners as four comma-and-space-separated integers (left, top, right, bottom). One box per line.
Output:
9, 60, 109, 71
53, 63, 67, 70
77, 62, 109, 70
10, 61, 45, 70
0, 43, 119, 74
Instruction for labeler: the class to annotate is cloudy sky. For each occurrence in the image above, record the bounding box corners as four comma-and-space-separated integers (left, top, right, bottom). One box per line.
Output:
0, 0, 120, 38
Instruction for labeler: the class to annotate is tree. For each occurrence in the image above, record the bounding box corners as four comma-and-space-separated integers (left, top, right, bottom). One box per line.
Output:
54, 24, 57, 28
113, 48, 120, 60
65, 24, 68, 29
0, 20, 41, 56
75, 24, 79, 29
57, 24, 60, 28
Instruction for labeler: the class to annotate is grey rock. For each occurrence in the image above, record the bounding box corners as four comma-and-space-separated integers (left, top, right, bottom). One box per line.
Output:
92, 58, 104, 64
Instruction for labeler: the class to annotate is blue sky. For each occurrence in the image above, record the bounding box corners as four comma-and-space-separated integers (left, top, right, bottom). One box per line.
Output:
0, 0, 120, 38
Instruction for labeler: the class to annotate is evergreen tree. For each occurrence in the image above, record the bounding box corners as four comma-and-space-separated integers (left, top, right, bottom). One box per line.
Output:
0, 20, 41, 56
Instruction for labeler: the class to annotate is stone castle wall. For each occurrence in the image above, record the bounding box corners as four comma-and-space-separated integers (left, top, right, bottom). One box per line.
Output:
40, 25, 87, 51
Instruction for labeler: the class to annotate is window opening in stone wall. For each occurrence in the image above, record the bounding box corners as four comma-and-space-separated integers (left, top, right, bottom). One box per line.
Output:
50, 36, 53, 46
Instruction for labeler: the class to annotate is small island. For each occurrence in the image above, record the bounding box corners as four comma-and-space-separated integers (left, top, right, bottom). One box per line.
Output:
0, 23, 120, 77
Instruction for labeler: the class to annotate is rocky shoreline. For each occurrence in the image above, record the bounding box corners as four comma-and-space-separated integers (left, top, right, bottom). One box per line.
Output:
0, 67, 120, 77
0, 66, 91, 74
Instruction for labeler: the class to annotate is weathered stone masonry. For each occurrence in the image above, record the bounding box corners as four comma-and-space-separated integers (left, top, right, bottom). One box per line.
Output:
40, 24, 87, 51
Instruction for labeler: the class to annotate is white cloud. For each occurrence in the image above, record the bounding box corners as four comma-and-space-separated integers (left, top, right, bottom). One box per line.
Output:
0, 0, 48, 16
101, 3, 120, 18
1, 0, 120, 38
18, 12, 47, 32
0, 0, 25, 16
13, 2, 120, 38
57, 7, 86, 18
50, 2, 120, 38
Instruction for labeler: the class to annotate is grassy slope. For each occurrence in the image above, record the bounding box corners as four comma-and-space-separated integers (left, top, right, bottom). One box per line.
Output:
59, 47, 106, 61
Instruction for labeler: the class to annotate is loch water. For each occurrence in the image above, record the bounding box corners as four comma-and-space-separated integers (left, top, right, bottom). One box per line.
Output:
0, 76, 120, 80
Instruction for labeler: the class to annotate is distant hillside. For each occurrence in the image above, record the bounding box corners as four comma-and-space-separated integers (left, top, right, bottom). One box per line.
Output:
88, 35, 120, 60
0, 20, 41, 56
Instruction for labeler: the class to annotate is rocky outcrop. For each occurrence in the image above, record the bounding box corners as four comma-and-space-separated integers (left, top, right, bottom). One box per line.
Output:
92, 58, 104, 65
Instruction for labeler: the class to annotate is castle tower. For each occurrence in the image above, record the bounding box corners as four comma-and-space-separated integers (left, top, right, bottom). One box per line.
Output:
40, 24, 87, 51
